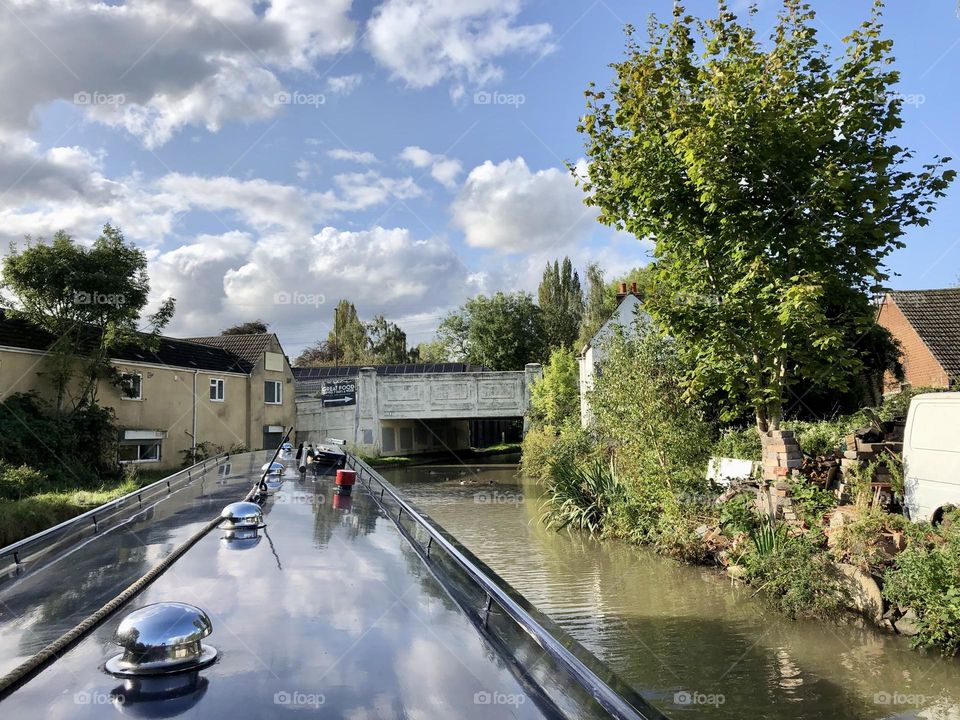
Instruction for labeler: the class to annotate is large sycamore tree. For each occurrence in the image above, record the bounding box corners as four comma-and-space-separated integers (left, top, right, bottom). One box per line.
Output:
578, 1, 954, 432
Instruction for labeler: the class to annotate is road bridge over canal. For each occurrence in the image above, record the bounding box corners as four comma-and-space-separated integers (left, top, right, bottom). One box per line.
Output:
294, 363, 542, 456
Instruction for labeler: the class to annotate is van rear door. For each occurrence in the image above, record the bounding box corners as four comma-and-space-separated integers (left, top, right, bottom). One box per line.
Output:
903, 392, 960, 523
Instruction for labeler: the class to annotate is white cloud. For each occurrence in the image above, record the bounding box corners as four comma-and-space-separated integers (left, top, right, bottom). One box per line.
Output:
151, 225, 477, 345
331, 171, 421, 210
0, 0, 356, 146
398, 146, 462, 189
451, 157, 596, 253
327, 148, 379, 164
326, 74, 363, 95
366, 0, 553, 89
295, 158, 315, 181
0, 137, 425, 253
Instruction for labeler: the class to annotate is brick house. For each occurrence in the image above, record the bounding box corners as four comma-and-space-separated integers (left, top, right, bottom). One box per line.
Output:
877, 288, 960, 391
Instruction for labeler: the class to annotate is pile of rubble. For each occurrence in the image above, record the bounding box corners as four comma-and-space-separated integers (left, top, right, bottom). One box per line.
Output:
840, 410, 905, 493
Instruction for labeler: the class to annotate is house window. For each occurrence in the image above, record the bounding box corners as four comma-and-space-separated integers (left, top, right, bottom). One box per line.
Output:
210, 378, 225, 401
264, 380, 282, 405
120, 372, 142, 400
119, 440, 161, 463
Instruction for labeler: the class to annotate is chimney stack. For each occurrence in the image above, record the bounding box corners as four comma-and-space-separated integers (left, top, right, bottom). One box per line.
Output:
630, 282, 638, 294
616, 282, 628, 301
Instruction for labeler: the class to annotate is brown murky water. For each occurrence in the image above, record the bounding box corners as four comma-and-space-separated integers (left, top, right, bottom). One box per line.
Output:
384, 461, 960, 720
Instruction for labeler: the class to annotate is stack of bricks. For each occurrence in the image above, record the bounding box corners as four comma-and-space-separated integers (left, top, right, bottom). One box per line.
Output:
775, 481, 800, 524
761, 430, 803, 483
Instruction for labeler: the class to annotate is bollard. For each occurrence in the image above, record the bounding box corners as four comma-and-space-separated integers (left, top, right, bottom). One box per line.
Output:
335, 469, 356, 497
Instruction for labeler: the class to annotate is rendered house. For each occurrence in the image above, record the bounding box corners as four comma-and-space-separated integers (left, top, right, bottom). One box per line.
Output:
877, 288, 960, 392
0, 312, 296, 468
578, 282, 648, 426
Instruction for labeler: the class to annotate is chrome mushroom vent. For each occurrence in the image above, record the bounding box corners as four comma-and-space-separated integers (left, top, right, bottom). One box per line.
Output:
219, 501, 264, 530
261, 461, 285, 476
220, 527, 262, 551
105, 603, 218, 677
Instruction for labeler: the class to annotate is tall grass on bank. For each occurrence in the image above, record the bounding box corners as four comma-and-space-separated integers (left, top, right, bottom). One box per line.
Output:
541, 458, 623, 534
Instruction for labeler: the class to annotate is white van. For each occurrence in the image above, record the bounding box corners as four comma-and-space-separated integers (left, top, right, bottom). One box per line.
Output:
903, 392, 960, 523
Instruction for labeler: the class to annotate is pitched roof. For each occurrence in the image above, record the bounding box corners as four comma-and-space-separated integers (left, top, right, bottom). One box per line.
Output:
185, 334, 277, 367
0, 310, 252, 374
890, 288, 960, 379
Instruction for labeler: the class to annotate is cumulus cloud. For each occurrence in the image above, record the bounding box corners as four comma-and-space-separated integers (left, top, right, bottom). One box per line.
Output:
0, 132, 114, 206
366, 0, 553, 89
326, 74, 363, 95
328, 148, 379, 164
0, 134, 462, 345
152, 225, 479, 343
398, 146, 462, 189
451, 157, 596, 252
0, 0, 355, 146
0, 137, 424, 254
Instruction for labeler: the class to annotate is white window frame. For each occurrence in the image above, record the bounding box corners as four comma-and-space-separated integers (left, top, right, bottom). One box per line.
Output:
119, 440, 161, 464
210, 377, 225, 402
120, 372, 143, 401
264, 380, 283, 405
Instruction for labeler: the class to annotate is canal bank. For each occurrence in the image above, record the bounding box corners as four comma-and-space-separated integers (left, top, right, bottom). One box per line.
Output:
383, 462, 960, 720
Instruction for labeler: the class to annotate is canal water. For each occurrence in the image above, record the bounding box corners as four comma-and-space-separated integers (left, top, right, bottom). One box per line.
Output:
383, 460, 960, 720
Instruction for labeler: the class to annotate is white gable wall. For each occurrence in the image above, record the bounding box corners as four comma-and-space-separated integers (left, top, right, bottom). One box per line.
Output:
579, 294, 647, 426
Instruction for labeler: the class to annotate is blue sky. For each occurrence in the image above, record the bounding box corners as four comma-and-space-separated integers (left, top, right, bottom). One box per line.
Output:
2, 0, 958, 354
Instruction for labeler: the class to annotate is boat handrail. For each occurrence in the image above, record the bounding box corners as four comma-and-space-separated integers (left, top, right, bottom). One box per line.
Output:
0, 453, 231, 562
346, 454, 662, 720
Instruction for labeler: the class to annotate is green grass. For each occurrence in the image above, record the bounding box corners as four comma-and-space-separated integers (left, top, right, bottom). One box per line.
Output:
0, 468, 175, 547
357, 453, 412, 467
471, 442, 522, 454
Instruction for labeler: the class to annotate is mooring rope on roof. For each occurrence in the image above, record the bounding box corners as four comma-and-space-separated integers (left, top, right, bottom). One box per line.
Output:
0, 427, 293, 701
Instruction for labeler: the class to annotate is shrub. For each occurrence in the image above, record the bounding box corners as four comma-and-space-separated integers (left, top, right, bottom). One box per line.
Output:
879, 386, 948, 420
829, 506, 891, 571
0, 392, 118, 491
786, 414, 865, 457
743, 528, 848, 619
521, 421, 594, 482
789, 478, 837, 527
529, 347, 579, 427
0, 462, 49, 502
712, 427, 761, 461
589, 321, 712, 493
719, 491, 760, 535
884, 527, 960, 655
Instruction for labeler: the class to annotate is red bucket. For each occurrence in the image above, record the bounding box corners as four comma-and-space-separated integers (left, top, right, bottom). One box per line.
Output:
335, 469, 356, 486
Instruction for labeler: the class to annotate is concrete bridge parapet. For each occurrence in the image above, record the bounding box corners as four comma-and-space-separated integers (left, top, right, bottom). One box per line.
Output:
296, 365, 541, 456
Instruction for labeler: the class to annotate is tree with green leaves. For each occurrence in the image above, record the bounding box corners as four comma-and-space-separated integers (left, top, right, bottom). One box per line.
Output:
1, 224, 175, 413
294, 339, 339, 367
608, 265, 656, 303
590, 320, 712, 494
366, 315, 408, 364
221, 320, 268, 335
578, 1, 954, 431
538, 257, 584, 351
327, 299, 368, 365
577, 263, 615, 350
436, 292, 547, 370
415, 340, 450, 364
529, 347, 580, 428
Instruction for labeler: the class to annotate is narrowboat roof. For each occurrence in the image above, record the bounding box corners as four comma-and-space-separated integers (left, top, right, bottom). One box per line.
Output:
0, 451, 663, 719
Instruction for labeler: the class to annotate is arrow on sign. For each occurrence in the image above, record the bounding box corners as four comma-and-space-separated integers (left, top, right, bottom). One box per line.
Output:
324, 397, 353, 404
